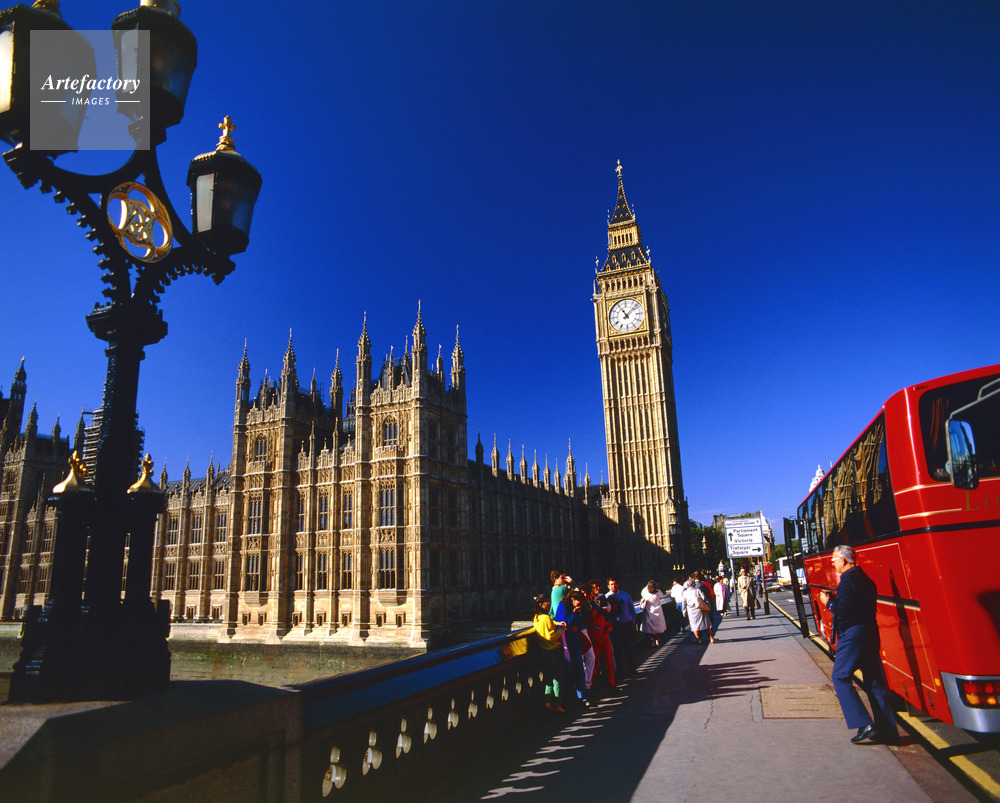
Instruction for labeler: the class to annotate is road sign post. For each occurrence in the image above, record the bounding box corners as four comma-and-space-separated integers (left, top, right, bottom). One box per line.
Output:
724, 517, 767, 615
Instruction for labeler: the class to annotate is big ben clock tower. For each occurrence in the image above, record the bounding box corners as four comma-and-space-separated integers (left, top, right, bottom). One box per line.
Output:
594, 161, 688, 563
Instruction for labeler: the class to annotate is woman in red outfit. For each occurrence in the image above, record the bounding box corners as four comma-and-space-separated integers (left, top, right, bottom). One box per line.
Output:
587, 580, 617, 691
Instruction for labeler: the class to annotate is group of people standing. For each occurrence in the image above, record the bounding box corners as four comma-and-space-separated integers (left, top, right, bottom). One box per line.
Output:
535, 551, 899, 746
532, 572, 639, 710
531, 566, 767, 709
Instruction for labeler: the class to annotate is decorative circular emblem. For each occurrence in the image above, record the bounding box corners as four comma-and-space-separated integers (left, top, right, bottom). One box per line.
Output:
106, 181, 173, 263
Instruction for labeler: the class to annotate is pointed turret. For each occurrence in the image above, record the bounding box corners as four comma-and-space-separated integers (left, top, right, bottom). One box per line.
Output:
233, 342, 252, 478
74, 410, 86, 455
451, 326, 465, 392
565, 439, 577, 491
281, 330, 298, 398
475, 432, 484, 464
330, 350, 343, 420
491, 434, 500, 476
12, 357, 25, 394
357, 314, 372, 399
601, 160, 649, 273
412, 302, 428, 376
0, 358, 27, 457
519, 444, 528, 479
436, 345, 444, 381
236, 340, 251, 409
532, 450, 540, 484
24, 401, 38, 445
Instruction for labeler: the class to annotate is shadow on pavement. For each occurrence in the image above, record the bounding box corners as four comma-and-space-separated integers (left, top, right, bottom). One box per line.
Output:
420, 625, 780, 802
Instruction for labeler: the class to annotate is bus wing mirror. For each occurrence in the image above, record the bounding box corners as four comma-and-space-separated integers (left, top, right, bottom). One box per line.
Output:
947, 418, 978, 490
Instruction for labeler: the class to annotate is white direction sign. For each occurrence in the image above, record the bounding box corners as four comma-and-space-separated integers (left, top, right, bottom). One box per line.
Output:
724, 516, 765, 558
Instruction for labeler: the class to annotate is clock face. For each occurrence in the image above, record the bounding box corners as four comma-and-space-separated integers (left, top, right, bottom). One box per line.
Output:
609, 298, 645, 333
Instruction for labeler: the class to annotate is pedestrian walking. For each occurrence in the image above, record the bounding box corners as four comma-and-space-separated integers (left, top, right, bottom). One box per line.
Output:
737, 567, 756, 620
640, 580, 667, 647
819, 545, 899, 745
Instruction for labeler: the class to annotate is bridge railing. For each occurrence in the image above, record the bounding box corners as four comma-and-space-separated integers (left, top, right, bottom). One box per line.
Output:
292, 626, 543, 801
0, 602, 686, 801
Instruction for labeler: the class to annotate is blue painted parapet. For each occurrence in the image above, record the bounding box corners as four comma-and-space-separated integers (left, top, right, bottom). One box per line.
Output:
294, 626, 542, 800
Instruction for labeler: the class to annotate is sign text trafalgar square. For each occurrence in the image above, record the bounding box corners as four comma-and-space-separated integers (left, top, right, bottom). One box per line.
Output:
724, 516, 765, 558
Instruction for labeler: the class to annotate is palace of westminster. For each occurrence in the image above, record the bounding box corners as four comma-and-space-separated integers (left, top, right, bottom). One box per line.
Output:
0, 166, 690, 647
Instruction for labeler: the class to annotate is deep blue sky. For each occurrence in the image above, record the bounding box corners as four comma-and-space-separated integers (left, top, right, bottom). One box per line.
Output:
3, 1, 999, 531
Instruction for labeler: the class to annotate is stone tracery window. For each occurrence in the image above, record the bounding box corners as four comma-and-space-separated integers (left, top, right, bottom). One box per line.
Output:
342, 492, 353, 528
245, 553, 261, 591
377, 549, 397, 589
318, 495, 329, 530
215, 512, 228, 542
316, 552, 328, 590
341, 551, 353, 589
253, 436, 267, 460
248, 497, 263, 534
379, 487, 396, 527
382, 418, 399, 446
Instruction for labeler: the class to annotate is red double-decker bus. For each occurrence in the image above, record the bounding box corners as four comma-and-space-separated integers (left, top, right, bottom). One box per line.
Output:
796, 364, 1000, 733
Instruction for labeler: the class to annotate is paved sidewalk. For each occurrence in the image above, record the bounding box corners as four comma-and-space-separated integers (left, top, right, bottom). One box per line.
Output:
431, 608, 976, 802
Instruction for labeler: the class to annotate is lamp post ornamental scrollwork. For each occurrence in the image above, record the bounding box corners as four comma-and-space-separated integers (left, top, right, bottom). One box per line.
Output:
1, 0, 262, 702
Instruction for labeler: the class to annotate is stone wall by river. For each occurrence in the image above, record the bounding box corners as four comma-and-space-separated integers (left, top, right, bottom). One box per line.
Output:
0, 620, 523, 692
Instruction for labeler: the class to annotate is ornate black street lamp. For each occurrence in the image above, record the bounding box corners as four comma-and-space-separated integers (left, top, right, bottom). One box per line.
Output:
2, 0, 261, 702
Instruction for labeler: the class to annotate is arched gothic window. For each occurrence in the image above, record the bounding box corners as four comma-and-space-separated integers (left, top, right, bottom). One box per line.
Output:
254, 437, 267, 460
382, 419, 398, 446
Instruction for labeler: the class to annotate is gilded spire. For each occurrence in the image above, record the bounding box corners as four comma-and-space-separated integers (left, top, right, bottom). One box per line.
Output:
602, 160, 648, 272
610, 160, 633, 224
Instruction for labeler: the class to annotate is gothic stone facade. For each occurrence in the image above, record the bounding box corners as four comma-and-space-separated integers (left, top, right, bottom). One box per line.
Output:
0, 360, 83, 620
0, 166, 687, 645
147, 316, 615, 647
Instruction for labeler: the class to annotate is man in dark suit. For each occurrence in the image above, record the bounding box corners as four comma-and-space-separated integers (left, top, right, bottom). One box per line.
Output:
819, 544, 899, 745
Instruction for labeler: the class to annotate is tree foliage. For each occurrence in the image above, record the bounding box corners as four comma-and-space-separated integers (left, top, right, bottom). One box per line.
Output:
687, 522, 726, 570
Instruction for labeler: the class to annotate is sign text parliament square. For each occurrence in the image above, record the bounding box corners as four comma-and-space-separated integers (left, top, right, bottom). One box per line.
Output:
724, 516, 765, 558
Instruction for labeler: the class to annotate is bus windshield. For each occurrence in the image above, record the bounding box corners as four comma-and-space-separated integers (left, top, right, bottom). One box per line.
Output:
919, 374, 1000, 483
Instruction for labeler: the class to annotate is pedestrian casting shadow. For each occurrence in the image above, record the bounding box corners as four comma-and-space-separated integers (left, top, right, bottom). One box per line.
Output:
422, 628, 782, 802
